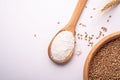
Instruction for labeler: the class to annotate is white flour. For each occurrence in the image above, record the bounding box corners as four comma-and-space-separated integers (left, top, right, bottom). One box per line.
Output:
51, 31, 74, 61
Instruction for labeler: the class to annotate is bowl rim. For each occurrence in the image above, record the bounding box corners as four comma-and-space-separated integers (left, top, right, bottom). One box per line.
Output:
83, 31, 120, 80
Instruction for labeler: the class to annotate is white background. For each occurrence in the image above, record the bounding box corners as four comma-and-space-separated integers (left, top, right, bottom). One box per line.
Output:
0, 0, 120, 80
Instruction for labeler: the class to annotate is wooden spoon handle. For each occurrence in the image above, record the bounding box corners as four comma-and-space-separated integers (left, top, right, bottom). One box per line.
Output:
68, 0, 87, 27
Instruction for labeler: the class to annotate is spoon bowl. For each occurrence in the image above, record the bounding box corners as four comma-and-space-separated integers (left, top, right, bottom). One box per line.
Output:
48, 29, 75, 64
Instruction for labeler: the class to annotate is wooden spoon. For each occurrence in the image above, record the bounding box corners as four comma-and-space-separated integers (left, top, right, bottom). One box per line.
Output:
48, 0, 87, 64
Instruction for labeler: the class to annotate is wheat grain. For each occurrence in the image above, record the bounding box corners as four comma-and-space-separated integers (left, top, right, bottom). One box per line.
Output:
101, 0, 120, 11
88, 37, 120, 80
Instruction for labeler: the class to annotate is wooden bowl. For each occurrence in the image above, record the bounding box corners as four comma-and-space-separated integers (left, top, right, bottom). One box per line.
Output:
84, 31, 120, 80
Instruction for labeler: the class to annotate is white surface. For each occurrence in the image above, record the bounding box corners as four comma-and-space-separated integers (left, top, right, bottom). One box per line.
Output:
0, 0, 120, 80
